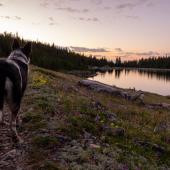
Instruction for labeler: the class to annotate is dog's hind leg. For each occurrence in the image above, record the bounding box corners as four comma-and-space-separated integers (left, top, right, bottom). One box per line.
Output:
0, 110, 4, 124
10, 105, 23, 143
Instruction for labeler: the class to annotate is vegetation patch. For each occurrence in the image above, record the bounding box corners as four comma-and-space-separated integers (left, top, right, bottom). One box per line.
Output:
32, 136, 59, 148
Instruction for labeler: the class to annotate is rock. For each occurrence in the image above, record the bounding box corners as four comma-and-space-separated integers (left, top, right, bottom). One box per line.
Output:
154, 121, 170, 133
94, 101, 104, 109
161, 103, 170, 108
152, 144, 166, 154
135, 141, 166, 154
147, 103, 170, 110
106, 112, 118, 122
106, 127, 125, 137
79, 80, 144, 101
89, 144, 101, 149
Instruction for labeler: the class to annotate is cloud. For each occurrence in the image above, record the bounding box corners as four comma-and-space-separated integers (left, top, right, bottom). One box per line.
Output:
0, 3, 3, 6
91, 0, 103, 5
49, 17, 54, 21
56, 7, 89, 13
79, 17, 99, 22
115, 48, 160, 56
40, 0, 49, 8
116, 3, 137, 10
14, 16, 21, 20
49, 22, 58, 26
131, 51, 160, 56
104, 6, 112, 10
0, 16, 22, 20
70, 46, 110, 53
115, 48, 123, 52
124, 15, 140, 20
32, 22, 41, 25
116, 0, 154, 10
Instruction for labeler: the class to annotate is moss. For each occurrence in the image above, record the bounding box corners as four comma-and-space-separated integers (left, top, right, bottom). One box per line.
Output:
23, 112, 43, 123
32, 136, 59, 148
36, 96, 56, 113
22, 112, 47, 131
39, 161, 60, 170
31, 72, 49, 88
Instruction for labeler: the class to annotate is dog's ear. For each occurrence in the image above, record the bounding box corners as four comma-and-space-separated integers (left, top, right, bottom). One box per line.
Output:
12, 39, 20, 50
22, 42, 32, 56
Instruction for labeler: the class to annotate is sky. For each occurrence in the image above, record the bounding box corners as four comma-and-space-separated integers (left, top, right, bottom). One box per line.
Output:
0, 0, 170, 61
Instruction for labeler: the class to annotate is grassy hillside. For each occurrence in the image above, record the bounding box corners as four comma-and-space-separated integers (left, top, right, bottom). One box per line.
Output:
12, 66, 170, 170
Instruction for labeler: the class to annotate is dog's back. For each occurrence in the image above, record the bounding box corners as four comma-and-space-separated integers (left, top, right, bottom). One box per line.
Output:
0, 59, 22, 113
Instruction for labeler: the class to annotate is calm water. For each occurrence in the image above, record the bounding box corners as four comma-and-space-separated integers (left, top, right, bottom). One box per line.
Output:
89, 68, 170, 96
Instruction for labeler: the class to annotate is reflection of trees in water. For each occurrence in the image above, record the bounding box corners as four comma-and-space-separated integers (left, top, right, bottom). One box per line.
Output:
125, 69, 130, 75
108, 69, 114, 74
100, 72, 106, 78
115, 69, 124, 78
128, 69, 170, 82
99, 68, 170, 82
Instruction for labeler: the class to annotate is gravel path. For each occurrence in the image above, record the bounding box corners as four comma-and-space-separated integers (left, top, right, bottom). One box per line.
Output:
0, 107, 24, 170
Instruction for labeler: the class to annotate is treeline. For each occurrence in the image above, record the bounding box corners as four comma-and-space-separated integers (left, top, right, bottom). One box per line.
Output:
0, 32, 114, 70
115, 57, 170, 69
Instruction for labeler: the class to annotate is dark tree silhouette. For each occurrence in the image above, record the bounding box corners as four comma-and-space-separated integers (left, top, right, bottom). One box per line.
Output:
0, 32, 114, 71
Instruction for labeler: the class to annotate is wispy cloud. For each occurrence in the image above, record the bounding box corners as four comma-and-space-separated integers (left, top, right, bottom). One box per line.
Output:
70, 46, 109, 52
104, 6, 112, 10
115, 48, 123, 52
40, 0, 49, 8
0, 16, 22, 20
116, 0, 154, 10
56, 7, 89, 13
124, 15, 140, 20
0, 3, 3, 6
49, 17, 54, 21
115, 48, 160, 56
91, 0, 103, 5
49, 22, 58, 26
116, 3, 137, 10
32, 22, 41, 25
79, 17, 99, 22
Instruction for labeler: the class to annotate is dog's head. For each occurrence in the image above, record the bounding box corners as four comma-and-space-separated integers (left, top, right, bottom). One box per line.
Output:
9, 39, 32, 65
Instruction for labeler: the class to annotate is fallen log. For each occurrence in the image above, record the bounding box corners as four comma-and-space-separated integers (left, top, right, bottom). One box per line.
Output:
79, 80, 144, 102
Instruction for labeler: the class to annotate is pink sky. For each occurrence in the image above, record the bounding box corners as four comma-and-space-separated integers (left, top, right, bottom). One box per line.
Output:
0, 0, 170, 61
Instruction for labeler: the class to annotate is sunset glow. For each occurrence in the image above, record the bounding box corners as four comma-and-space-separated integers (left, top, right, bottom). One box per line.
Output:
0, 0, 170, 61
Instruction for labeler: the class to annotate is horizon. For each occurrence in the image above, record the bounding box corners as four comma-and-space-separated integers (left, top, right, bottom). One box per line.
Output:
0, 0, 170, 61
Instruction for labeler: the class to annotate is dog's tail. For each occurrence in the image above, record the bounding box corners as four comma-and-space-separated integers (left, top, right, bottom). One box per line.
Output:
0, 59, 22, 107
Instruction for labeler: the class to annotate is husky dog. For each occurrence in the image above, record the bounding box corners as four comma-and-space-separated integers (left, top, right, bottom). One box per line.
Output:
0, 39, 31, 142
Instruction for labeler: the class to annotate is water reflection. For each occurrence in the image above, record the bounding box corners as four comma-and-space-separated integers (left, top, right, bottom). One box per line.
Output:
113, 68, 170, 82
89, 68, 170, 96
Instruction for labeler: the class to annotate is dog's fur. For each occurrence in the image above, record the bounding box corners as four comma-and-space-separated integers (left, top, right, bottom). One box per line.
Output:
0, 39, 31, 142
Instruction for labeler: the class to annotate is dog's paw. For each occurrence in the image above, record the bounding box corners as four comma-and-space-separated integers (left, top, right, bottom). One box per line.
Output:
11, 130, 24, 144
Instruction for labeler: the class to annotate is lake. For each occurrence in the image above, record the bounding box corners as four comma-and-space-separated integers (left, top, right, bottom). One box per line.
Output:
89, 68, 170, 96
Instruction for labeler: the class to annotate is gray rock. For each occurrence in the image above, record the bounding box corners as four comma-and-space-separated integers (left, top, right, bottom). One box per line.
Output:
154, 121, 170, 133
106, 112, 118, 122
105, 127, 125, 137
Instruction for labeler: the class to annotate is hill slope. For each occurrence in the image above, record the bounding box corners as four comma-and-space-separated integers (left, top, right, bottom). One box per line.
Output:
0, 66, 170, 170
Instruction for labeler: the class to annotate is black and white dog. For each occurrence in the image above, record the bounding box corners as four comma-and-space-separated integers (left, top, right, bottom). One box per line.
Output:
0, 39, 31, 142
